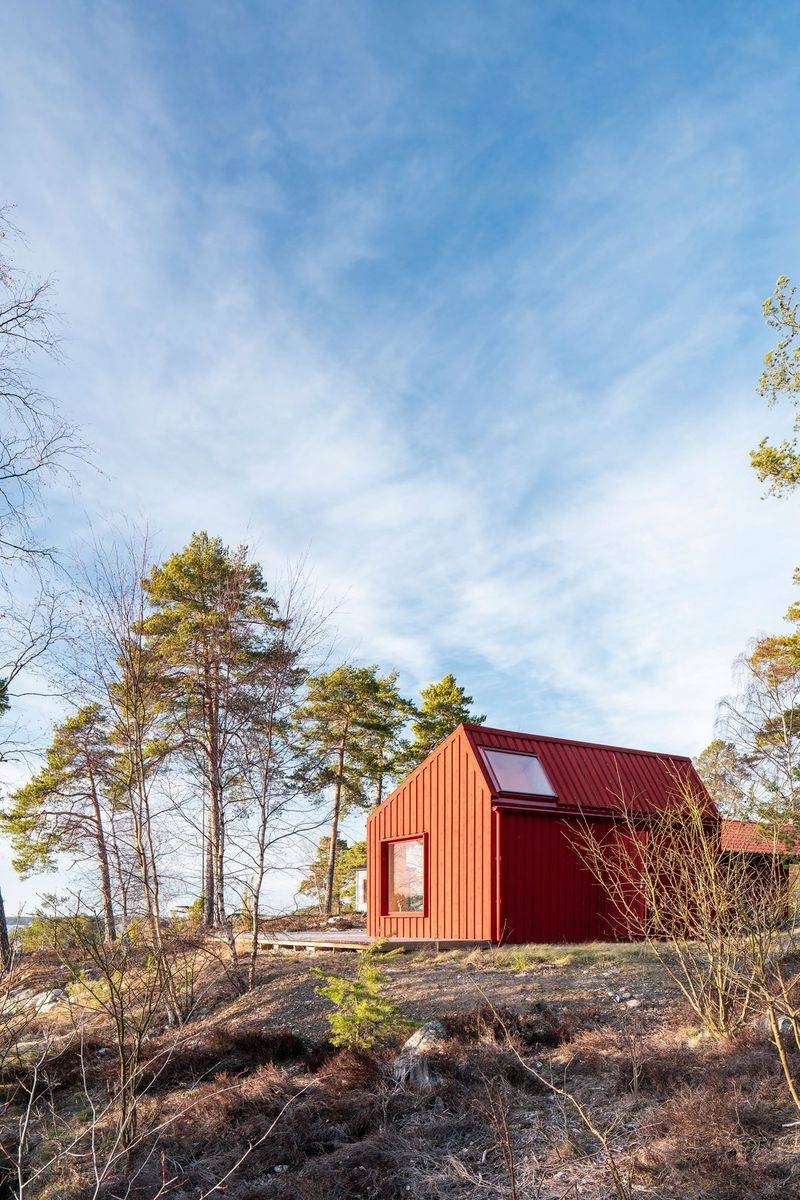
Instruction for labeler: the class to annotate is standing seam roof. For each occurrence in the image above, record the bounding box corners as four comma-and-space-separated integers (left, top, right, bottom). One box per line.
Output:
463, 724, 713, 817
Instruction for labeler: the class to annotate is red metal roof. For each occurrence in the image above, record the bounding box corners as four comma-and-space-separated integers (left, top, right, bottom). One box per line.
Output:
720, 819, 792, 854
462, 723, 713, 817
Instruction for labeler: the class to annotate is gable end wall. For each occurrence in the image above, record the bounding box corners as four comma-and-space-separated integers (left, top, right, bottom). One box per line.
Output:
366, 727, 494, 940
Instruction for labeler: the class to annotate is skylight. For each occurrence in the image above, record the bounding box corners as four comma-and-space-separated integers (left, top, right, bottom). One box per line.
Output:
482, 749, 556, 797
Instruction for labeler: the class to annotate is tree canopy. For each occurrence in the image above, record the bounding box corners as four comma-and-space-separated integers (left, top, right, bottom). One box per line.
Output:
400, 672, 485, 774
1, 704, 118, 939
752, 275, 800, 494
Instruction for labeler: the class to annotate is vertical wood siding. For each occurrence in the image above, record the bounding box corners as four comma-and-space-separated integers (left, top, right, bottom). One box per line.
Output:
366, 727, 493, 940
367, 724, 712, 944
497, 810, 619, 943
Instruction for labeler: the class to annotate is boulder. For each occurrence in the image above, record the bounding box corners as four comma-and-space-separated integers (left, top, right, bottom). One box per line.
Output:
755, 1013, 796, 1046
8, 987, 68, 1013
391, 1020, 446, 1089
36, 989, 68, 1012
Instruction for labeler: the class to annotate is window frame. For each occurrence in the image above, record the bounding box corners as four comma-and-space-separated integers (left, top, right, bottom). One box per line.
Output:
381, 833, 428, 918
480, 747, 558, 801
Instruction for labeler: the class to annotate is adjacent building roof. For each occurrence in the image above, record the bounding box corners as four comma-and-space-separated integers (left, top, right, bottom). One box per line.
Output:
462, 724, 713, 817
720, 819, 793, 854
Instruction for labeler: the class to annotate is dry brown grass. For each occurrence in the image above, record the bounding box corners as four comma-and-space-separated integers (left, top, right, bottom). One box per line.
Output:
4, 948, 800, 1200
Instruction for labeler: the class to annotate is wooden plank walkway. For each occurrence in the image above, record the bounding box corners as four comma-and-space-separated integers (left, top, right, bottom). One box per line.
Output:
237, 930, 492, 954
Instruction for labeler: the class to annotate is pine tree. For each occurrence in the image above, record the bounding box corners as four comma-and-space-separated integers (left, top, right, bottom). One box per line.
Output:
299, 835, 349, 914
313, 948, 407, 1049
1, 705, 118, 941
299, 836, 367, 914
338, 839, 367, 909
294, 665, 409, 918
362, 671, 415, 806
399, 673, 485, 774
140, 531, 281, 927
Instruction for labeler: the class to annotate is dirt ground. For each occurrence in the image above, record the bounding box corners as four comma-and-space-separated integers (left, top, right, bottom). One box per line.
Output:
4, 941, 799, 1199
221, 943, 679, 1036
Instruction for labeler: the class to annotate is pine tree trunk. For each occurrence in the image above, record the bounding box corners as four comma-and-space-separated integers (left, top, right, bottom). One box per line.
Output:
96, 840, 117, 944
108, 808, 130, 928
214, 791, 226, 926
0, 886, 10, 972
202, 782, 215, 925
324, 739, 346, 918
205, 692, 225, 927
87, 766, 117, 943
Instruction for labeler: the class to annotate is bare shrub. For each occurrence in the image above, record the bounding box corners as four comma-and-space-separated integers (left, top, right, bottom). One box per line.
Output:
139, 1023, 325, 1092
442, 1002, 570, 1048
642, 1078, 794, 1198
572, 780, 759, 1037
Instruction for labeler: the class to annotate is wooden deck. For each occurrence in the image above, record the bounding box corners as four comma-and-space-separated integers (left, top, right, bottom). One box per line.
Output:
239, 930, 492, 954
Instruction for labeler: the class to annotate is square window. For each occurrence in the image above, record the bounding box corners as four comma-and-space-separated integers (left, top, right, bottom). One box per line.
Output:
385, 838, 425, 912
482, 749, 556, 796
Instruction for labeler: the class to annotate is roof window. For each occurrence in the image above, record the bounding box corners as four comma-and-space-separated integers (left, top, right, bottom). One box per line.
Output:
482, 749, 556, 797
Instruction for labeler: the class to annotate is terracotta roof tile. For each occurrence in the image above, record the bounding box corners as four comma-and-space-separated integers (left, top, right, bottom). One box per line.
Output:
721, 819, 793, 854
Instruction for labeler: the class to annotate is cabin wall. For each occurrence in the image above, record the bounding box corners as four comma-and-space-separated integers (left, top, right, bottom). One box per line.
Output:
367, 729, 494, 941
497, 809, 637, 943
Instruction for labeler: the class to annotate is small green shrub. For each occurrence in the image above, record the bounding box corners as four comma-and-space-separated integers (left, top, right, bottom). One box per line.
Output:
20, 911, 102, 953
65, 968, 114, 1009
171, 896, 205, 932
313, 948, 408, 1050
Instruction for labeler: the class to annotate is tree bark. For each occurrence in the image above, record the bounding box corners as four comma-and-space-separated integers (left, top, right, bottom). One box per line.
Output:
0, 885, 10, 971
202, 776, 216, 925
324, 738, 347, 918
87, 763, 117, 943
214, 791, 226, 926
108, 807, 130, 928
204, 688, 225, 927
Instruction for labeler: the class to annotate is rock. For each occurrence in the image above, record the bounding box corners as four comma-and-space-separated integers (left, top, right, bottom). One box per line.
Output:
625, 998, 642, 1009
8, 987, 68, 1013
36, 989, 69, 1012
391, 1020, 446, 1088
401, 1021, 446, 1055
8, 987, 37, 1009
755, 1014, 796, 1045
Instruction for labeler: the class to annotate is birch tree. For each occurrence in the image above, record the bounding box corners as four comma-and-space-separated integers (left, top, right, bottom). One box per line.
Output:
71, 532, 173, 952
231, 567, 326, 988
0, 208, 82, 968
753, 275, 800, 494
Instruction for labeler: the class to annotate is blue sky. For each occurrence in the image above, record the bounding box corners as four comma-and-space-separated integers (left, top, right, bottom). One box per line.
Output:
2, 1, 800, 909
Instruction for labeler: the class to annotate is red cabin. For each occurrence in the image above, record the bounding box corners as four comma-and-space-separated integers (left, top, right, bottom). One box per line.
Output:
366, 722, 710, 944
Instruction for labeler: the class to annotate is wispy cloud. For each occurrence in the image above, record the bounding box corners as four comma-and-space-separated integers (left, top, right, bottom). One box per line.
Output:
3, 1, 800, 908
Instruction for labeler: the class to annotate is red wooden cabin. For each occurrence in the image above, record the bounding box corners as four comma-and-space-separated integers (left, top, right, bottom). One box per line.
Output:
366, 723, 710, 944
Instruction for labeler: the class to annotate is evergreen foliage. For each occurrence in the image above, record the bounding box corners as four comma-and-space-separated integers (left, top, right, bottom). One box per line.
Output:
400, 672, 485, 774
140, 530, 283, 926
313, 946, 407, 1049
1, 704, 119, 939
299, 835, 366, 913
2, 704, 113, 874
294, 665, 411, 916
